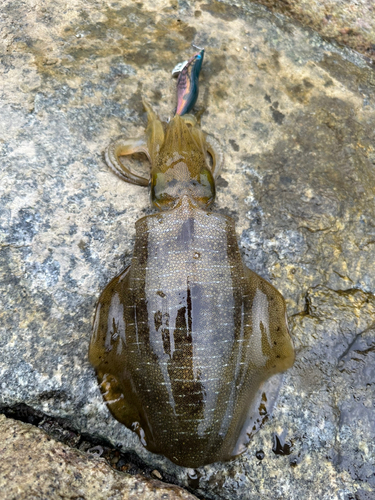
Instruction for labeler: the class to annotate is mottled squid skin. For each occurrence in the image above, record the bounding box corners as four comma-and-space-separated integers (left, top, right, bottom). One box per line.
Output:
89, 102, 295, 468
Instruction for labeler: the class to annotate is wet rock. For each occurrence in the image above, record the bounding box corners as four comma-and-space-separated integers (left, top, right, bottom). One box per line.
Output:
0, 414, 198, 500
1, 0, 375, 499
252, 0, 375, 64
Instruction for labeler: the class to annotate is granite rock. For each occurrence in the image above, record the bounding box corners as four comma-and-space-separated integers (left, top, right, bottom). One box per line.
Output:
1, 0, 375, 499
0, 414, 199, 500
254, 0, 375, 63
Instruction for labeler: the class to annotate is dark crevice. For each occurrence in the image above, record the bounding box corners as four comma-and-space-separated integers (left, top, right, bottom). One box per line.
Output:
1, 403, 153, 474
324, 286, 373, 297
304, 291, 311, 315
337, 322, 375, 364
0, 403, 208, 499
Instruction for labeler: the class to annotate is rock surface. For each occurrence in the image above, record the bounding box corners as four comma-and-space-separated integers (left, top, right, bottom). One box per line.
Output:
0, 414, 198, 500
1, 0, 375, 499
256, 0, 375, 63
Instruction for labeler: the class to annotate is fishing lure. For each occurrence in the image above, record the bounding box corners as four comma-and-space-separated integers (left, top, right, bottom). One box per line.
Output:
89, 51, 294, 468
173, 48, 204, 116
